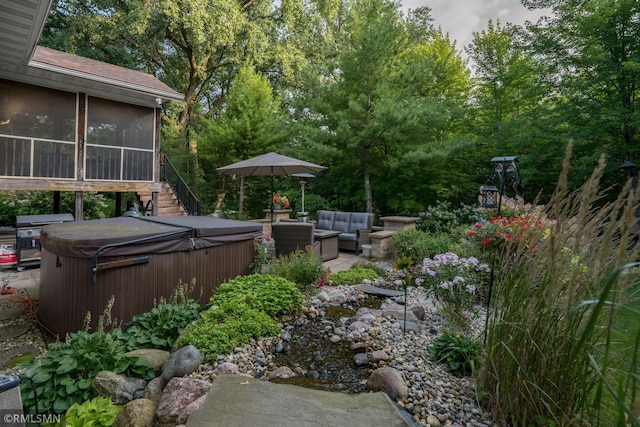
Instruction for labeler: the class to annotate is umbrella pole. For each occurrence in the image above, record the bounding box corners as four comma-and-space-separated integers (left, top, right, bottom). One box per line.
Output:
270, 168, 274, 223
239, 175, 245, 217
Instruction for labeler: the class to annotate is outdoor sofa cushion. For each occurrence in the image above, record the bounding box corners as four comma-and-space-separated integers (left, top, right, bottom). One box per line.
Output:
316, 211, 335, 230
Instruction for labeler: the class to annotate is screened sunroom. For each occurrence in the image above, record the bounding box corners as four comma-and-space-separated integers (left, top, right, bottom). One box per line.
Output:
0, 6, 183, 219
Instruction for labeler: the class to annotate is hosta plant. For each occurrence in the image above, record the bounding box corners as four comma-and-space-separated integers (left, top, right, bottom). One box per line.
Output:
63, 396, 120, 427
123, 299, 203, 351
19, 298, 154, 415
431, 332, 479, 376
20, 328, 154, 415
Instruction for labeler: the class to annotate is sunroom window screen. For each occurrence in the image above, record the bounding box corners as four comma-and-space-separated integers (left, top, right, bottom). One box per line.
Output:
0, 79, 76, 179
86, 97, 154, 181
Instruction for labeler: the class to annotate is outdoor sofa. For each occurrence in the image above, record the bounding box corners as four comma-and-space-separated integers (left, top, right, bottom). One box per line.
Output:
315, 210, 374, 253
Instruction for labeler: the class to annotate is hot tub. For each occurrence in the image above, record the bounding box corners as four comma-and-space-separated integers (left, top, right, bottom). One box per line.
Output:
38, 216, 262, 337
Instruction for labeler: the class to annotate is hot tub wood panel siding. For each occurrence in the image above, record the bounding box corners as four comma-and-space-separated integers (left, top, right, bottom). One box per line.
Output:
38, 239, 255, 336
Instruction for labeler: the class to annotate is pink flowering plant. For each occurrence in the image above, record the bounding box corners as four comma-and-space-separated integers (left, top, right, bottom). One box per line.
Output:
250, 235, 275, 273
415, 252, 490, 330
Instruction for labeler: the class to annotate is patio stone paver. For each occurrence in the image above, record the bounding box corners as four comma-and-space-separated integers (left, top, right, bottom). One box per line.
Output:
355, 285, 404, 297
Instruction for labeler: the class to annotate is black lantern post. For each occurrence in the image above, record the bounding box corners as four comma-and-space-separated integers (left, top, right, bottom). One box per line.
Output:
482, 156, 522, 342
483, 156, 522, 215
619, 153, 639, 192
479, 184, 500, 209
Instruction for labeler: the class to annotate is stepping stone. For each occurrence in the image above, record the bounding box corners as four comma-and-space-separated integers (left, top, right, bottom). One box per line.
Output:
0, 306, 26, 321
0, 324, 30, 341
0, 345, 41, 368
355, 285, 404, 297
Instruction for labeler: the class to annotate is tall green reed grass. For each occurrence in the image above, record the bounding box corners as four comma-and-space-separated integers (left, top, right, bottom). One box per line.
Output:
482, 143, 640, 426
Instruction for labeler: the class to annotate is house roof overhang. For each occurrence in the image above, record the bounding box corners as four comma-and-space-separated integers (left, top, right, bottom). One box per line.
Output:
0, 0, 51, 64
0, 0, 184, 108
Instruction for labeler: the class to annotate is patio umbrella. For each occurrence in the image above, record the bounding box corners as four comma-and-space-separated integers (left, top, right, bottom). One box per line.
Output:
217, 152, 327, 222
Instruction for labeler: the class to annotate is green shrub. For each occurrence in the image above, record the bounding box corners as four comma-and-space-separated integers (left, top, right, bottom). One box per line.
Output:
444, 227, 483, 259
417, 201, 484, 234
328, 267, 379, 286
267, 247, 324, 291
176, 301, 281, 363
63, 396, 120, 427
350, 260, 387, 277
0, 190, 107, 225
210, 274, 303, 318
431, 332, 479, 376
302, 194, 328, 220
19, 298, 155, 415
392, 228, 458, 262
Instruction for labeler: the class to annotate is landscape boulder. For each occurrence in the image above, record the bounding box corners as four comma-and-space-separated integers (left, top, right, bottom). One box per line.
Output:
409, 305, 426, 321
112, 398, 155, 427
161, 345, 204, 381
366, 367, 408, 402
92, 371, 147, 405
142, 376, 167, 408
267, 366, 296, 380
125, 349, 171, 374
212, 362, 239, 375
154, 377, 211, 427
382, 303, 420, 324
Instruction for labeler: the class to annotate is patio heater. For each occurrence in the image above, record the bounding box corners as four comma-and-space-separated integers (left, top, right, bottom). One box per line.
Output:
293, 173, 314, 222
481, 156, 521, 343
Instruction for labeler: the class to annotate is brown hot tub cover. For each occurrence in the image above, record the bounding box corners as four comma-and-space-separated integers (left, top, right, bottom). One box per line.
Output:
40, 216, 263, 258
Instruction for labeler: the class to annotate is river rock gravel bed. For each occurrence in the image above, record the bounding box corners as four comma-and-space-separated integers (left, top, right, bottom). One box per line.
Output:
2, 266, 493, 426
192, 278, 493, 427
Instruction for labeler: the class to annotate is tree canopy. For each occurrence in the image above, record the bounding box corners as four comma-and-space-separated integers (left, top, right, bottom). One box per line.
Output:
39, 0, 640, 216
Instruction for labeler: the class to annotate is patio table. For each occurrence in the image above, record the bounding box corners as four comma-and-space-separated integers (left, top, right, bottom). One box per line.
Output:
313, 230, 340, 261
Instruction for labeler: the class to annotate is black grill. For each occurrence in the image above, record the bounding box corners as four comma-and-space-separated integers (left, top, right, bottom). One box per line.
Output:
15, 213, 74, 270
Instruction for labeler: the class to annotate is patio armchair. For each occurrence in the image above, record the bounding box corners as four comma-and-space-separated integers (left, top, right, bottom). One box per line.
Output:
271, 223, 321, 260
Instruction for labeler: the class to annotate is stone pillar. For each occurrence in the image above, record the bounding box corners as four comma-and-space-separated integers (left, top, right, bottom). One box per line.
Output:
370, 230, 395, 259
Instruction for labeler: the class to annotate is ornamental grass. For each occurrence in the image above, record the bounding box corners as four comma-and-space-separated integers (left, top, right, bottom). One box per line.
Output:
482, 143, 640, 426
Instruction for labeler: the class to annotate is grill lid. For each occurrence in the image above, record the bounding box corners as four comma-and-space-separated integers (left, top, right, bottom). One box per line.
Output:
15, 213, 75, 228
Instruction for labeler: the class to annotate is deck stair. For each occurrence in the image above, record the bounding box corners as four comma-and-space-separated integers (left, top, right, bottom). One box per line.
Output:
137, 183, 188, 217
